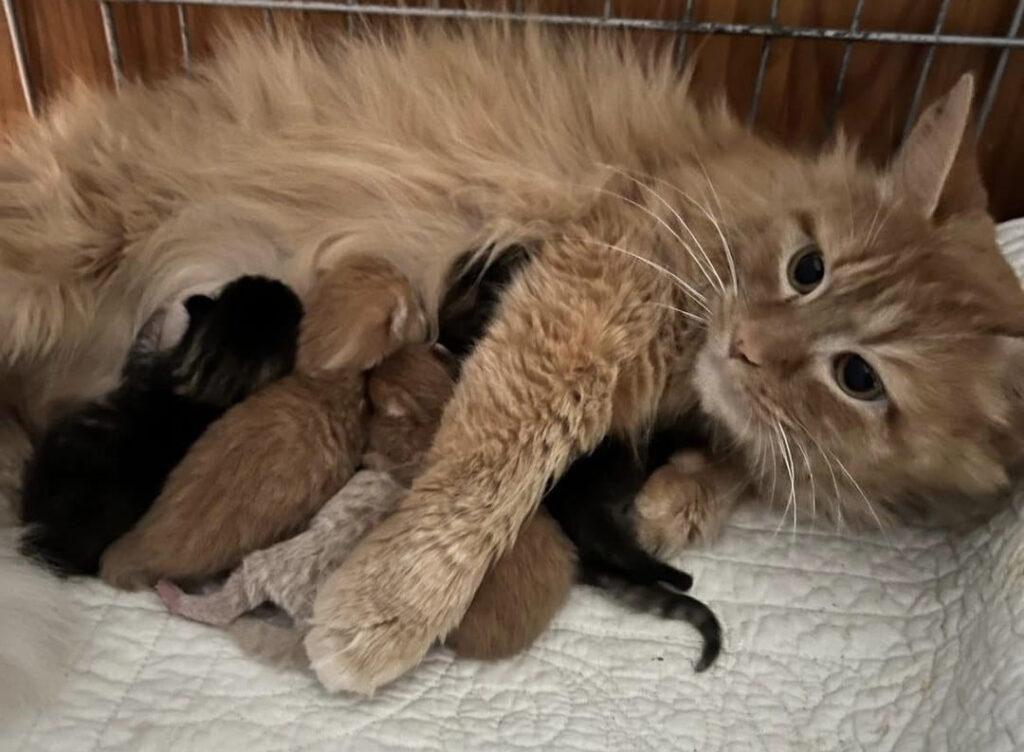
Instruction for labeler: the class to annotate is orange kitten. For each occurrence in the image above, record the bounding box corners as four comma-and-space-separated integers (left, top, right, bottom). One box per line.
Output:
100, 256, 426, 590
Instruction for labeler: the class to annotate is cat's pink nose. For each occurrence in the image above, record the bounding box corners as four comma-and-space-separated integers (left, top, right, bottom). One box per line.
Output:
728, 325, 762, 367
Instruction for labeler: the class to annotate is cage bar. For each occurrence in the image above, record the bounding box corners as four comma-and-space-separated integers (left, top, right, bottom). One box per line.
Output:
100, 0, 125, 90
177, 3, 193, 73
674, 0, 695, 73
747, 0, 780, 126
901, 0, 952, 144
826, 0, 865, 132
2, 0, 35, 116
101, 1, 1024, 49
976, 0, 1024, 138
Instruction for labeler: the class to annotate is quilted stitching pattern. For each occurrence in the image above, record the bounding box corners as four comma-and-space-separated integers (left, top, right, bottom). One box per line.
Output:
4, 220, 1024, 752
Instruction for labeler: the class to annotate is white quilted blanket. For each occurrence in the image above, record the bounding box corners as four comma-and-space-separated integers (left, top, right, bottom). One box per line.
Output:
3, 221, 1024, 752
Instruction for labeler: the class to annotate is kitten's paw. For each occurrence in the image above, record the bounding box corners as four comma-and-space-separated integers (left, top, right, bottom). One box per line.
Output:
99, 538, 155, 591
388, 292, 428, 347
155, 580, 183, 611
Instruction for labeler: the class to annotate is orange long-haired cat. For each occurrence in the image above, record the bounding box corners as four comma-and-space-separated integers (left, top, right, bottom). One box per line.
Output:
0, 24, 1020, 695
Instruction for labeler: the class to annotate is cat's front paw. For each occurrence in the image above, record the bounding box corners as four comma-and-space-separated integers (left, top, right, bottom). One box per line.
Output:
633, 451, 740, 558
304, 605, 436, 695
304, 506, 472, 694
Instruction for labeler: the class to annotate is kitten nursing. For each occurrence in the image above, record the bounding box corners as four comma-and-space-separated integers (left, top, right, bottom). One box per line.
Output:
148, 247, 721, 671
20, 277, 302, 575
100, 255, 427, 589
154, 345, 454, 646
1, 25, 1022, 692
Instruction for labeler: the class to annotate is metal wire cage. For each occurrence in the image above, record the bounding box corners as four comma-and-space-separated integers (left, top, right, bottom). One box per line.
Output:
3, 1, 1023, 214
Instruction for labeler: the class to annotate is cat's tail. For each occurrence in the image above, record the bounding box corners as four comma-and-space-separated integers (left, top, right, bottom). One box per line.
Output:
0, 527, 77, 723
583, 569, 722, 672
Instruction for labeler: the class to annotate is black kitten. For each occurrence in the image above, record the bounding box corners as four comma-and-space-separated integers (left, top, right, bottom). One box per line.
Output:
439, 247, 723, 671
437, 244, 532, 365
542, 431, 722, 672
20, 276, 303, 576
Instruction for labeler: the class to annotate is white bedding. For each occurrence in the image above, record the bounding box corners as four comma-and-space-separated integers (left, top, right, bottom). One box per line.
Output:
4, 220, 1024, 752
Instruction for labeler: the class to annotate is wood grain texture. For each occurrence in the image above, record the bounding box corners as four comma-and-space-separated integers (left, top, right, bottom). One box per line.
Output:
109, 1, 184, 80
13, 0, 111, 104
0, 0, 1021, 219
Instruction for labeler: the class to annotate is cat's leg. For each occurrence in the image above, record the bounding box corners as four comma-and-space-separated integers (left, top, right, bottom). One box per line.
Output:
632, 450, 748, 559
305, 236, 672, 693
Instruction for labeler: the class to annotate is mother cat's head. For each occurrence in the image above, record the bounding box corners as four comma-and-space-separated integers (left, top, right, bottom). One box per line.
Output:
675, 75, 1024, 528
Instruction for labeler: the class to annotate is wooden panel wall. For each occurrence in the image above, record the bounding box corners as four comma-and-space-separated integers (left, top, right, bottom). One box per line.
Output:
1, 0, 1022, 219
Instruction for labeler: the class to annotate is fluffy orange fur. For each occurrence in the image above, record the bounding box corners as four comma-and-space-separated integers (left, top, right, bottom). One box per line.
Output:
0, 25, 1018, 690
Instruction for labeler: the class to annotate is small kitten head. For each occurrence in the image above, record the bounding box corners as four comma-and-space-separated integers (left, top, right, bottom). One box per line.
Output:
170, 275, 303, 406
298, 255, 428, 375
688, 75, 1024, 528
364, 343, 457, 486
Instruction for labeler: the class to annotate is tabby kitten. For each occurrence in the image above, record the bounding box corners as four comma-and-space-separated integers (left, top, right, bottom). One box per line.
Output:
20, 276, 302, 575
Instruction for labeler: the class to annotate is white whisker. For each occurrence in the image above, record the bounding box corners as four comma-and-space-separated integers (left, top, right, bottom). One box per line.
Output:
778, 422, 798, 537
863, 202, 883, 254
648, 302, 708, 327
794, 438, 816, 526
598, 163, 725, 294
569, 236, 712, 315
695, 157, 740, 296
828, 450, 890, 543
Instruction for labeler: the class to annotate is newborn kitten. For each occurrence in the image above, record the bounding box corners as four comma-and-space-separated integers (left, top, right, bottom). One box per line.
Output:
155, 345, 454, 643
156, 340, 570, 670
20, 276, 302, 575
100, 256, 426, 590
543, 431, 722, 671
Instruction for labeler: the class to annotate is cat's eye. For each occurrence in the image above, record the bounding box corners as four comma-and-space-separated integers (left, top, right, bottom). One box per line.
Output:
834, 353, 885, 401
787, 244, 825, 294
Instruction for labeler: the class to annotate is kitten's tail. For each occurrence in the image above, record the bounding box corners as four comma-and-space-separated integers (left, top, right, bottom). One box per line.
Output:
583, 569, 722, 672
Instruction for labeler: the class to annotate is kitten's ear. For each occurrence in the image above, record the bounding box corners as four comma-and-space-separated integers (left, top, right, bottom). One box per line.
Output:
889, 73, 987, 219
184, 294, 215, 323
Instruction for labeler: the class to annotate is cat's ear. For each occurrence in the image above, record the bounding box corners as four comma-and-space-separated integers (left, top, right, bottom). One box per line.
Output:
889, 73, 987, 219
